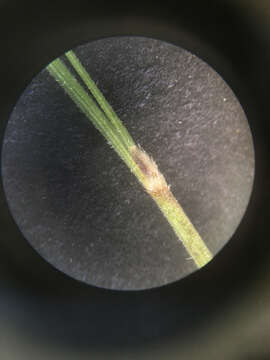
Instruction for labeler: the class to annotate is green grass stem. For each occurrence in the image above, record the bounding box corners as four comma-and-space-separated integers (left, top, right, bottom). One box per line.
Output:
47, 50, 213, 269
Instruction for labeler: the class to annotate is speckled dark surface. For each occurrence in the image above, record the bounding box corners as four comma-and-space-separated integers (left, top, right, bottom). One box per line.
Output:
1, 37, 254, 290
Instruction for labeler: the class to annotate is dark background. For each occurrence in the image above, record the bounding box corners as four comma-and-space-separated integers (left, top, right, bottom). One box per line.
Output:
0, 0, 269, 359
